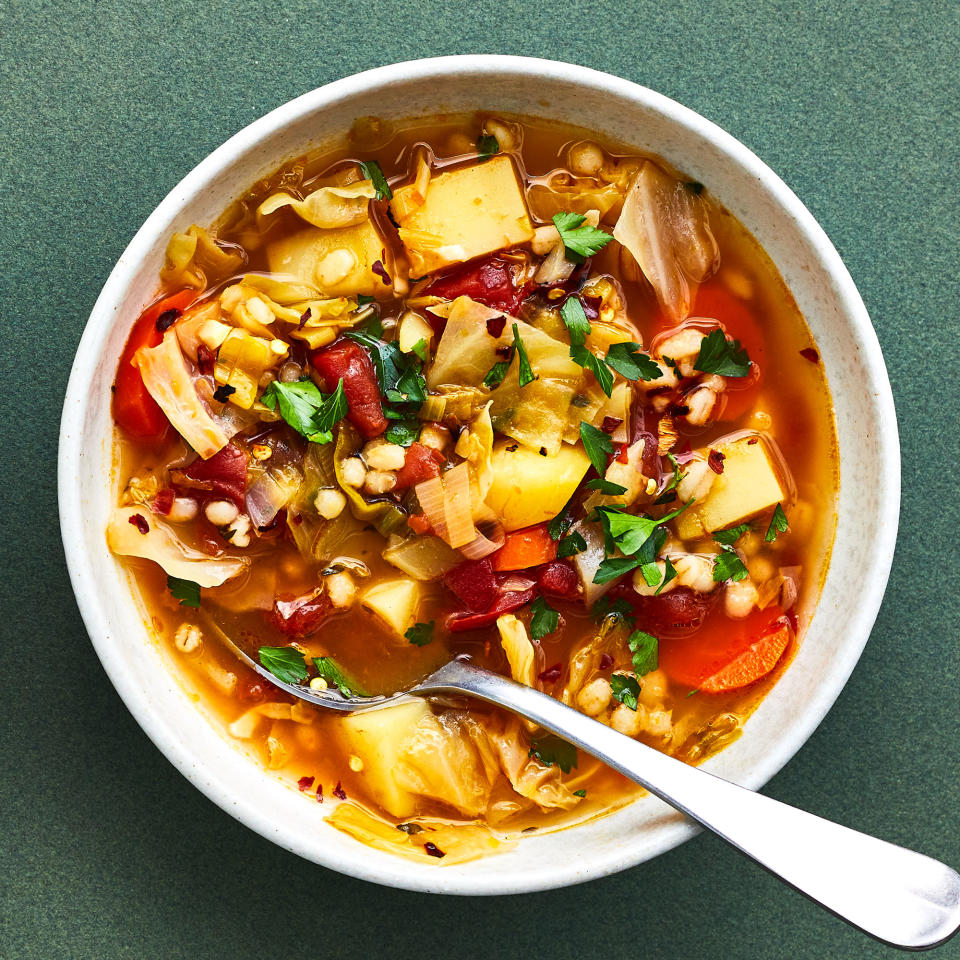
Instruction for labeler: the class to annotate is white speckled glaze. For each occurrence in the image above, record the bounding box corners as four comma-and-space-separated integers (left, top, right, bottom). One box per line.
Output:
58, 56, 899, 894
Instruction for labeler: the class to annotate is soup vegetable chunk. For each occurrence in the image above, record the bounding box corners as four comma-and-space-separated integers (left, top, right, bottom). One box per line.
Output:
109, 114, 836, 863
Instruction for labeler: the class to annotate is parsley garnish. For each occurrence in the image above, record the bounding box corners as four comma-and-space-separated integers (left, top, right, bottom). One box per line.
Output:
654, 454, 682, 505
610, 674, 641, 711
591, 596, 635, 624
713, 546, 749, 583
573, 789, 587, 798
167, 575, 200, 608
476, 133, 500, 160
410, 337, 430, 362
312, 656, 361, 697
512, 323, 535, 387
591, 504, 689, 585
530, 597, 559, 640
483, 358, 512, 388
345, 330, 427, 421
593, 555, 643, 584
552, 211, 613, 263
385, 419, 420, 447
528, 734, 578, 773
356, 294, 376, 307
405, 621, 435, 647
765, 503, 788, 542
655, 556, 677, 595
557, 530, 587, 558
694, 329, 751, 377
548, 507, 574, 541
560, 296, 592, 347
579, 421, 614, 474
585, 478, 628, 495
570, 344, 614, 397
605, 342, 663, 382
628, 629, 659, 675
261, 378, 347, 444
259, 646, 308, 684
713, 523, 750, 546
358, 159, 393, 201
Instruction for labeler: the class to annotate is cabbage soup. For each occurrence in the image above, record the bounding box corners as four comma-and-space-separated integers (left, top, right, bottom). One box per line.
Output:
108, 114, 837, 863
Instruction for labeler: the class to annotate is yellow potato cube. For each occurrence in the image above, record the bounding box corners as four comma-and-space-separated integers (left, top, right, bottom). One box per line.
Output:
391, 155, 534, 275
485, 439, 591, 531
361, 578, 420, 638
675, 435, 787, 540
266, 220, 391, 298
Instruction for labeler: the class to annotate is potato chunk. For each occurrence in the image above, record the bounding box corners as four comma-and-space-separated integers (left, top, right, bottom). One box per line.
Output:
390, 156, 534, 274
675, 434, 787, 539
337, 700, 492, 818
266, 220, 391, 298
485, 439, 591, 531
361, 578, 420, 638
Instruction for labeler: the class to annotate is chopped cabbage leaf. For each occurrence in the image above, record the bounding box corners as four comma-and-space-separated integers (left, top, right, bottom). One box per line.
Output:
160, 225, 244, 291
107, 506, 247, 587
258, 180, 376, 229
497, 614, 537, 687
613, 162, 719, 323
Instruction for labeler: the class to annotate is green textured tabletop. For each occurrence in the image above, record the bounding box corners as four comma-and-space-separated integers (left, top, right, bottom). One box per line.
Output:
2, 1, 958, 957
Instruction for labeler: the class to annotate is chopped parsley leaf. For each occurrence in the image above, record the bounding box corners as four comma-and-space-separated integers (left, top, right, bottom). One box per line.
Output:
605, 342, 663, 382
530, 597, 559, 640
713, 546, 749, 583
765, 503, 789, 542
259, 646, 308, 685
694, 329, 751, 377
593, 555, 642, 584
345, 330, 426, 420
560, 296, 591, 347
591, 596, 636, 624
570, 344, 614, 397
260, 377, 348, 444
557, 530, 588, 558
358, 159, 393, 201
628, 629, 659, 676
655, 556, 677, 596
654, 454, 682, 505
610, 673, 641, 711
405, 621, 435, 647
528, 734, 578, 773
385, 419, 420, 447
585, 478, 628, 496
312, 656, 362, 697
512, 323, 535, 387
552, 211, 613, 263
167, 575, 201, 608
573, 789, 587, 798
713, 522, 750, 546
356, 294, 376, 307
579, 421, 614, 475
548, 507, 574, 541
410, 337, 430, 362
476, 133, 500, 160
483, 357, 512, 388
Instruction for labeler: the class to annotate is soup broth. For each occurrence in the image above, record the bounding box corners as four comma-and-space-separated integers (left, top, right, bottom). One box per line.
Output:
110, 112, 837, 862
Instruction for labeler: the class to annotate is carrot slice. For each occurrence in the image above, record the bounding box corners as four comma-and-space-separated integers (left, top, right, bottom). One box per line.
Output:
491, 523, 557, 571
698, 621, 790, 693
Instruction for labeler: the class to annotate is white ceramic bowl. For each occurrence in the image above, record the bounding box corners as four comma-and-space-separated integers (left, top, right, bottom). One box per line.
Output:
58, 55, 899, 894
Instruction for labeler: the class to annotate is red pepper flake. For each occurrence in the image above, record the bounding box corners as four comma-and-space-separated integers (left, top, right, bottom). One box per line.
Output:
333, 781, 347, 800
197, 344, 216, 375
747, 437, 759, 445
538, 662, 563, 683
152, 487, 175, 515
155, 308, 181, 333
297, 776, 315, 792
600, 416, 623, 434
316, 783, 324, 803
485, 315, 507, 338
707, 449, 726, 474
372, 260, 391, 285
799, 347, 820, 364
599, 653, 614, 670
423, 841, 446, 859
298, 307, 312, 329
128, 513, 149, 534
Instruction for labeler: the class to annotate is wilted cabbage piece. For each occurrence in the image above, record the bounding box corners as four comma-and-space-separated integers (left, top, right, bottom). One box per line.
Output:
527, 179, 624, 222
107, 506, 247, 587
613, 162, 719, 323
160, 225, 245, 290
258, 180, 376, 230
497, 614, 537, 687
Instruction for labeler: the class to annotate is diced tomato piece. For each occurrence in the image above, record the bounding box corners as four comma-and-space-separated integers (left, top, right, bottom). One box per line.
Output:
659, 605, 791, 692
446, 587, 537, 633
394, 442, 444, 491
173, 443, 248, 509
443, 558, 497, 613
492, 523, 557, 571
535, 561, 579, 598
623, 585, 719, 638
152, 487, 175, 515
269, 590, 333, 639
113, 289, 195, 441
311, 340, 388, 439
426, 255, 533, 316
407, 513, 433, 535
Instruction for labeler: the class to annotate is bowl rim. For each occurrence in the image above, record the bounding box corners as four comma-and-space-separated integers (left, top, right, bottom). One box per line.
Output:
58, 54, 900, 894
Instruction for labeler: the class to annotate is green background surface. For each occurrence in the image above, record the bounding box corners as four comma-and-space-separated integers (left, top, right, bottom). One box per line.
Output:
2, 1, 958, 957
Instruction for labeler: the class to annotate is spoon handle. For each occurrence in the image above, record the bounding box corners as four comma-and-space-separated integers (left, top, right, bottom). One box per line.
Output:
422, 660, 960, 950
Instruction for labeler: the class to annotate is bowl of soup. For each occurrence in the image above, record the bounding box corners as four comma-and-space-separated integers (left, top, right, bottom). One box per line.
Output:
59, 55, 899, 893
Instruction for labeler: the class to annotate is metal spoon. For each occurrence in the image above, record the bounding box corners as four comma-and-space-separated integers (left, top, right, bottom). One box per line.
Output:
227, 633, 960, 950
